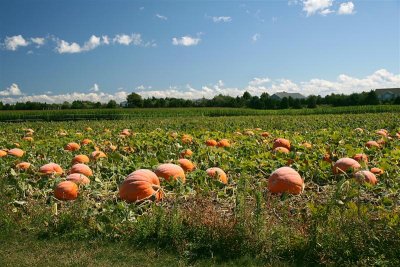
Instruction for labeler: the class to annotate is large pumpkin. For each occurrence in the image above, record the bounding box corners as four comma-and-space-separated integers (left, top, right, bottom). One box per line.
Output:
273, 138, 290, 150
54, 181, 78, 200
178, 158, 195, 172
72, 154, 90, 164
66, 173, 90, 185
333, 158, 361, 174
268, 167, 304, 195
8, 148, 24, 158
354, 170, 378, 185
64, 142, 81, 151
39, 163, 64, 175
70, 163, 93, 177
206, 167, 228, 184
155, 163, 186, 182
119, 169, 162, 202
376, 129, 388, 137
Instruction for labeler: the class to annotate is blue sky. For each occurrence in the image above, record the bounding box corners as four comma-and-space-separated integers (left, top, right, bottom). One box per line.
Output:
0, 0, 399, 103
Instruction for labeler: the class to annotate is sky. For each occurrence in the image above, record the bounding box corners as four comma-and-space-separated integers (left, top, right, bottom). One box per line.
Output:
0, 0, 399, 103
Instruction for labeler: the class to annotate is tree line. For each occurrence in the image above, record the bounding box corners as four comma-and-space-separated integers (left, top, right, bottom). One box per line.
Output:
0, 90, 399, 110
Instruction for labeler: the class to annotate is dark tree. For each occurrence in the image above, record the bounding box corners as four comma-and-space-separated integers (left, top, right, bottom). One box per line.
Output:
363, 90, 379, 105
106, 100, 118, 108
126, 92, 143, 108
307, 95, 317, 108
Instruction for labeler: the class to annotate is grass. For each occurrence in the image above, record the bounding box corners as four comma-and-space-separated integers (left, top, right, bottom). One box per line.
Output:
0, 105, 399, 121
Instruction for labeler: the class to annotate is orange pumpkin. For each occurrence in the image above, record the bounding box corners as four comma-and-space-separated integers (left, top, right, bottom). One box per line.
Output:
0, 150, 7, 157
273, 138, 290, 150
72, 154, 90, 164
39, 163, 63, 175
119, 169, 162, 203
206, 167, 228, 184
333, 158, 361, 174
302, 142, 312, 149
91, 150, 107, 160
81, 139, 92, 145
181, 134, 193, 144
22, 136, 33, 142
178, 158, 195, 172
354, 170, 377, 185
370, 167, 384, 175
205, 139, 218, 146
70, 163, 93, 177
16, 162, 31, 170
66, 173, 90, 185
260, 132, 270, 137
376, 129, 388, 137
217, 139, 230, 148
155, 163, 185, 182
8, 148, 24, 158
180, 149, 193, 158
353, 153, 368, 163
274, 147, 290, 154
54, 181, 78, 200
120, 129, 131, 136
268, 167, 304, 195
365, 141, 380, 149
64, 142, 81, 151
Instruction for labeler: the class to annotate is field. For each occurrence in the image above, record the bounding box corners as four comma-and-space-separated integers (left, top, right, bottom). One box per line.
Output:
1, 110, 400, 266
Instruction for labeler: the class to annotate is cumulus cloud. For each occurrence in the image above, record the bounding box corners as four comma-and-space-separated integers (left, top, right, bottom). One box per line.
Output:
212, 16, 232, 23
172, 36, 201, 46
56, 35, 103, 54
0, 83, 23, 96
113, 34, 142, 46
252, 33, 261, 43
302, 0, 333, 16
156, 13, 168, 20
4, 35, 29, 51
3, 69, 399, 103
31, 37, 45, 47
338, 2, 355, 15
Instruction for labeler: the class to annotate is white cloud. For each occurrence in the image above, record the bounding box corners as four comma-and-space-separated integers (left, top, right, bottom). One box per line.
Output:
90, 83, 100, 92
172, 36, 201, 46
4, 35, 29, 51
320, 9, 334, 16
302, 0, 333, 16
0, 83, 22, 96
31, 37, 45, 47
212, 16, 232, 23
102, 35, 110, 45
156, 13, 168, 20
82, 35, 101, 51
55, 40, 82, 54
3, 69, 399, 103
338, 2, 355, 15
113, 34, 142, 46
252, 33, 261, 43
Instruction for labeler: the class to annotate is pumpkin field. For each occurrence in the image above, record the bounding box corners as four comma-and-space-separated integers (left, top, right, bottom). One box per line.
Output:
1, 111, 400, 266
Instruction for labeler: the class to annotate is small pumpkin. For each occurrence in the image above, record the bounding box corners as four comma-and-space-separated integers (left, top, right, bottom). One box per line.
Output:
72, 154, 90, 164
244, 130, 254, 136
273, 138, 290, 150
81, 139, 92, 145
0, 150, 7, 157
91, 150, 107, 160
64, 142, 81, 151
40, 163, 64, 175
120, 129, 131, 136
353, 153, 368, 163
322, 153, 332, 163
66, 173, 90, 185
268, 167, 304, 195
370, 167, 384, 175
178, 158, 195, 172
54, 181, 78, 200
16, 162, 31, 170
217, 139, 230, 148
354, 170, 377, 185
302, 142, 312, 149
260, 132, 270, 137
205, 139, 218, 146
70, 163, 93, 177
181, 134, 193, 144
22, 136, 33, 142
365, 141, 380, 149
119, 169, 162, 202
155, 163, 185, 182
8, 148, 24, 158
274, 146, 290, 154
180, 149, 193, 158
206, 167, 228, 184
333, 158, 361, 174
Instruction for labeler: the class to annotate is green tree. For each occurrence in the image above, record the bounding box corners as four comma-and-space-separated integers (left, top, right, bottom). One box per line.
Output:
127, 93, 143, 108
307, 95, 317, 108
364, 90, 379, 105
106, 100, 117, 108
